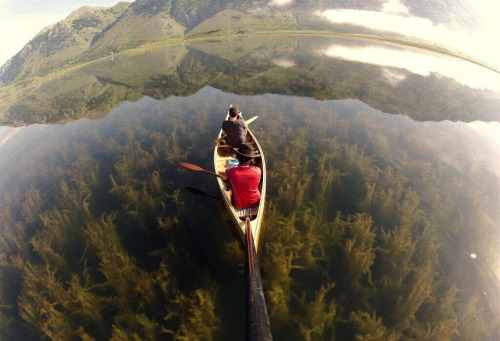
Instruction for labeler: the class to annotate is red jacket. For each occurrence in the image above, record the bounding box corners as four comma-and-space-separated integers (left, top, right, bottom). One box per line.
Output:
227, 165, 261, 208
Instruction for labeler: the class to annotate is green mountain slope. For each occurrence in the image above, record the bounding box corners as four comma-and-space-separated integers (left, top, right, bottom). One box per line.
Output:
133, 0, 229, 27
187, 9, 298, 37
84, 3, 186, 59
0, 2, 131, 86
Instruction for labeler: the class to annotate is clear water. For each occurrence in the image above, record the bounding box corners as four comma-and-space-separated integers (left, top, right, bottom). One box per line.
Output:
1, 35, 500, 340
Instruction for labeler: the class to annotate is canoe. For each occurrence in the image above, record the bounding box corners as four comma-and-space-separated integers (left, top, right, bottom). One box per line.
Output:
213, 116, 266, 253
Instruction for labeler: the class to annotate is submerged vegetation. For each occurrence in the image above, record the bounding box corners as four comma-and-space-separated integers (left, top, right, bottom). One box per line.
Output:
0, 104, 222, 340
0, 89, 498, 339
257, 104, 500, 340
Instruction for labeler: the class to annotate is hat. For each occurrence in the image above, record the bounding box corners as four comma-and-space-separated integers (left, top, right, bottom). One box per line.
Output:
233, 143, 258, 158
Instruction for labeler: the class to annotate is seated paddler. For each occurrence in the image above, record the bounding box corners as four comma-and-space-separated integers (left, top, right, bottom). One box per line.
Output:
226, 143, 261, 208
221, 105, 248, 147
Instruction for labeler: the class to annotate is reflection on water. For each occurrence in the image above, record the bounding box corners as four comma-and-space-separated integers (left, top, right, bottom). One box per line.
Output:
2, 35, 500, 125
1, 84, 499, 339
0, 126, 22, 147
271, 58, 296, 67
320, 42, 500, 92
466, 122, 500, 178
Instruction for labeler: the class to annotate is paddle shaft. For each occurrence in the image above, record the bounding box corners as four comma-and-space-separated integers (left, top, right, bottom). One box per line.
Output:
178, 162, 226, 179
245, 218, 273, 340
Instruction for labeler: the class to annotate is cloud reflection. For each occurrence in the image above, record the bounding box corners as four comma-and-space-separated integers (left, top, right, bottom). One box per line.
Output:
271, 58, 296, 67
380, 69, 407, 86
466, 121, 500, 182
0, 127, 22, 148
320, 43, 500, 92
467, 122, 500, 150
268, 0, 293, 7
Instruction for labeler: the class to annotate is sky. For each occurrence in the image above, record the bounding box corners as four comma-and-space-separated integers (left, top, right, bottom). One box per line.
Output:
316, 0, 500, 71
0, 0, 500, 70
0, 0, 122, 67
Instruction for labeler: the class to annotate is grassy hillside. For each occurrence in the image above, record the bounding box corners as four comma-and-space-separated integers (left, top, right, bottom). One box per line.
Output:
187, 9, 298, 37
84, 6, 186, 60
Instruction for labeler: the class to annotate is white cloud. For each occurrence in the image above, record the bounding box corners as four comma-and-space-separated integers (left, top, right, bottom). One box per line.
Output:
268, 0, 293, 7
320, 43, 500, 92
316, 9, 500, 71
318, 9, 437, 35
465, 0, 500, 33
0, 12, 63, 67
381, 0, 408, 14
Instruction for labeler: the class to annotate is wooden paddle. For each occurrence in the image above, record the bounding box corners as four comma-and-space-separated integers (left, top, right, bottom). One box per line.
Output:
245, 218, 272, 340
178, 162, 226, 179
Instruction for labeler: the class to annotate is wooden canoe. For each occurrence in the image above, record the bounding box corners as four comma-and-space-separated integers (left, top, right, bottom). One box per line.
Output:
214, 117, 266, 253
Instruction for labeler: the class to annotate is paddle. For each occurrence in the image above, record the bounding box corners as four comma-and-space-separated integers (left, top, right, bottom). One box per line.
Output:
245, 218, 273, 340
178, 162, 226, 179
245, 115, 258, 125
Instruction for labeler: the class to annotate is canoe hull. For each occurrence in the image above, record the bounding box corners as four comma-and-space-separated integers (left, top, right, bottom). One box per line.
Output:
213, 121, 266, 253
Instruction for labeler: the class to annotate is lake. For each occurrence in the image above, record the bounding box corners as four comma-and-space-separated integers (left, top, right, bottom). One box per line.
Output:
1, 34, 500, 340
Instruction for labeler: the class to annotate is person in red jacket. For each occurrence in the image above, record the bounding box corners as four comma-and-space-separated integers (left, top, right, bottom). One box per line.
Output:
226, 143, 261, 208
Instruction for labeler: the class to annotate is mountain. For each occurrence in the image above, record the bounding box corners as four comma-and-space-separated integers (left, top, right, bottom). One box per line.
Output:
83, 1, 186, 59
0, 0, 324, 87
0, 2, 131, 86
0, 0, 479, 88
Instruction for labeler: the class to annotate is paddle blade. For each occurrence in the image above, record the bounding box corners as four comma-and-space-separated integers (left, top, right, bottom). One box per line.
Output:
178, 162, 226, 179
245, 116, 258, 125
178, 162, 204, 171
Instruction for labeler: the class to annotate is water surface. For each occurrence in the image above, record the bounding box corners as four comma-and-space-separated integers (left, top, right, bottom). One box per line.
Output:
1, 35, 500, 340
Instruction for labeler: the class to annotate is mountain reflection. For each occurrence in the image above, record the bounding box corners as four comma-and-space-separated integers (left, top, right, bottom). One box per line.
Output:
1, 34, 500, 126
